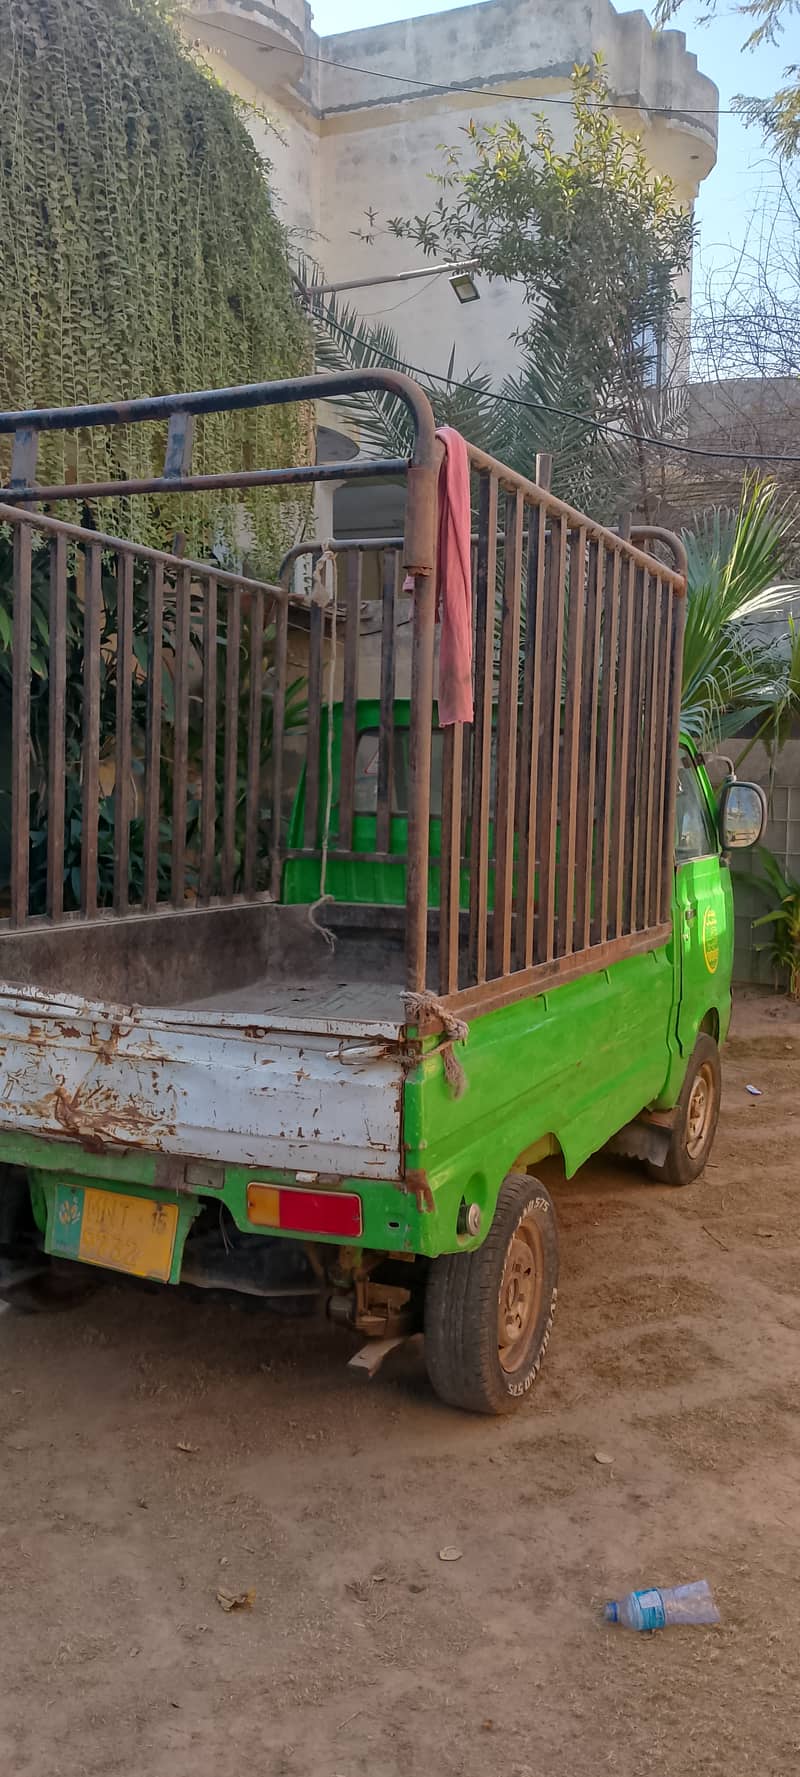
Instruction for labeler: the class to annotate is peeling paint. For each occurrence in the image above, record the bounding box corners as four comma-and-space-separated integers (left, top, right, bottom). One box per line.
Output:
0, 990, 405, 1178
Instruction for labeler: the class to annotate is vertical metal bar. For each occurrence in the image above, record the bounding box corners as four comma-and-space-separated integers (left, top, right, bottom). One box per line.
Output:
164, 411, 195, 479
304, 593, 323, 850
270, 594, 288, 900
557, 526, 587, 957
575, 538, 603, 952
376, 550, 397, 854
243, 587, 265, 895
468, 474, 498, 986
516, 495, 547, 969
626, 567, 648, 932
640, 574, 660, 930
534, 512, 567, 964
113, 551, 134, 914
653, 583, 673, 925
592, 548, 620, 946
10, 428, 38, 490
46, 532, 68, 922
81, 544, 101, 919
199, 575, 218, 904
660, 585, 687, 923
221, 584, 241, 897
493, 489, 524, 979
608, 555, 635, 939
143, 563, 164, 911
10, 525, 32, 926
337, 550, 361, 850
406, 563, 437, 994
170, 567, 191, 908
438, 722, 464, 995
460, 722, 472, 864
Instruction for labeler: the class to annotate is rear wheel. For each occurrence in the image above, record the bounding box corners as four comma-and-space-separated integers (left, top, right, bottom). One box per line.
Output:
647, 1033, 721, 1187
424, 1173, 559, 1415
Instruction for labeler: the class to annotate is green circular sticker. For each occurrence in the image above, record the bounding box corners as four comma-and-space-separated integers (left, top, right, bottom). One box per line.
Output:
702, 905, 720, 974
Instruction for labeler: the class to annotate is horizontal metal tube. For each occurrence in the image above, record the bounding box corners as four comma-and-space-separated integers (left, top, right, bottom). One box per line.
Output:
0, 455, 410, 507
0, 501, 283, 595
0, 369, 437, 457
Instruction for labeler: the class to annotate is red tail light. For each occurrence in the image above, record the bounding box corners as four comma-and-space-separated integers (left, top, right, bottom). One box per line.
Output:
246, 1183, 363, 1239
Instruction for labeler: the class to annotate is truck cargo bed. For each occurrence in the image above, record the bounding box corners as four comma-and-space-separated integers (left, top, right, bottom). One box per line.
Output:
0, 907, 408, 1179
183, 975, 405, 1031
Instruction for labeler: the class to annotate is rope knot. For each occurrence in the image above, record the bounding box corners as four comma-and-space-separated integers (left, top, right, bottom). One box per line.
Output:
311, 541, 338, 609
403, 991, 469, 1099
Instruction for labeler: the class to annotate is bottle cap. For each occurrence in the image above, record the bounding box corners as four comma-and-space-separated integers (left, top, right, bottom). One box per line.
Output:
604, 1601, 619, 1622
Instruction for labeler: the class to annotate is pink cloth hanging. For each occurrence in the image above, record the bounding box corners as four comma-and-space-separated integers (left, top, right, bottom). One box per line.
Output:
435, 425, 473, 726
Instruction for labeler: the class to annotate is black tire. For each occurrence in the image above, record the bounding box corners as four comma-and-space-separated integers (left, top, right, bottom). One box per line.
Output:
647, 1033, 722, 1187
424, 1173, 559, 1415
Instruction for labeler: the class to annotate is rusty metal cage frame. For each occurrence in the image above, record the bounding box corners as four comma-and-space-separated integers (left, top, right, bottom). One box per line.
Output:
0, 371, 686, 1023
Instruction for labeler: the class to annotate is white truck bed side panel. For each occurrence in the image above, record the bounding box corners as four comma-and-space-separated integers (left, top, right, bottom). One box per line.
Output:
0, 987, 404, 1179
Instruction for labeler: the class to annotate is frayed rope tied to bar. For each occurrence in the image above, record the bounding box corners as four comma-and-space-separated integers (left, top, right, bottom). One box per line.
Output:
308, 542, 338, 952
403, 992, 470, 1099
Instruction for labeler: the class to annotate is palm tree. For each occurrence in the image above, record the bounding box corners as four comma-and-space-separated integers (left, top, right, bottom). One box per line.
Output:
301, 258, 635, 517
680, 480, 800, 755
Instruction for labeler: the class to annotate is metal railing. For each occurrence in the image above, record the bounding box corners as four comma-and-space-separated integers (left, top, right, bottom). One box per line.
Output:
277, 485, 687, 1021
0, 371, 686, 1024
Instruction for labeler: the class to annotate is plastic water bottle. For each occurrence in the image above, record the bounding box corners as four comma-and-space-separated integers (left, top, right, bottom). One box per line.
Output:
604, 1579, 720, 1631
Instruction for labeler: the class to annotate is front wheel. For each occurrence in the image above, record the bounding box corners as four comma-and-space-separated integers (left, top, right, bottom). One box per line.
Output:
647, 1033, 722, 1187
424, 1174, 559, 1415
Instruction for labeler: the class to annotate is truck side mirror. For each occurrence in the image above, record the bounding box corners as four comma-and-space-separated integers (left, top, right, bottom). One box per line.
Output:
718, 780, 767, 850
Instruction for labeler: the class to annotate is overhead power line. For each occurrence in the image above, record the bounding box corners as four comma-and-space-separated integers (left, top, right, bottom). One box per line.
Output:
317, 308, 800, 466
194, 17, 734, 118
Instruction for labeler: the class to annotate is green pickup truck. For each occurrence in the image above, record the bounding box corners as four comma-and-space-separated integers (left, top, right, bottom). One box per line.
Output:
0, 370, 767, 1413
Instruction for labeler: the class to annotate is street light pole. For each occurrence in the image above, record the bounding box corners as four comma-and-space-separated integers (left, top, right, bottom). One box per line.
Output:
297, 261, 481, 303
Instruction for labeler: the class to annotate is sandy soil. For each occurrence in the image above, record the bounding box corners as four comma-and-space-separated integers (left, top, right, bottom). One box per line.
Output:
1, 989, 799, 1777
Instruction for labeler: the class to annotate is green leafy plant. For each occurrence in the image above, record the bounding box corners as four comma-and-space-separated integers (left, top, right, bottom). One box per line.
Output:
680, 480, 800, 746
381, 56, 693, 516
748, 846, 800, 999
0, 532, 308, 912
0, 0, 311, 567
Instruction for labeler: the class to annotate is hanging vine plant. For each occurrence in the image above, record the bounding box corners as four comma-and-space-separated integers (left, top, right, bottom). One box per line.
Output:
0, 0, 311, 565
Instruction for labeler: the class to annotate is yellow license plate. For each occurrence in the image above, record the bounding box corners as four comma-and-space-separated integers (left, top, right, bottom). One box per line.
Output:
78, 1188, 179, 1282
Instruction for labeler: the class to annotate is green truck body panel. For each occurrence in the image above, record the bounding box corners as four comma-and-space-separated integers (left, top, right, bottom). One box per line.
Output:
0, 709, 733, 1273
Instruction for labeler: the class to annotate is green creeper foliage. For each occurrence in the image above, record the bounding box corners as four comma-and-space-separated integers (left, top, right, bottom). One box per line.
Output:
0, 0, 310, 565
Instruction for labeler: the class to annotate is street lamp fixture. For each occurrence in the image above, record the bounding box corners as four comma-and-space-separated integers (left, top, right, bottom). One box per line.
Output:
449, 270, 480, 304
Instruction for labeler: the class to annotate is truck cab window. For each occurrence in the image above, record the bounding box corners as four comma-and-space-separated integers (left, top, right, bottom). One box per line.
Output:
675, 752, 716, 861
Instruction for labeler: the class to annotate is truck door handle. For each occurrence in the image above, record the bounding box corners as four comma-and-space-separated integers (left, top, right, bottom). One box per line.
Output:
684, 904, 697, 924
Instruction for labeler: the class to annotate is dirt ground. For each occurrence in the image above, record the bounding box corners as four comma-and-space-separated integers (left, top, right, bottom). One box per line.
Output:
1, 987, 799, 1777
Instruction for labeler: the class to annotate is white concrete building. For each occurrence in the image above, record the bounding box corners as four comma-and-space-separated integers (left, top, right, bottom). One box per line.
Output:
186, 0, 718, 387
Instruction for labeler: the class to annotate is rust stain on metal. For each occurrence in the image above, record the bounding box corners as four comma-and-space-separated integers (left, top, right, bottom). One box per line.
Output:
403, 1169, 434, 1213
21, 1079, 176, 1155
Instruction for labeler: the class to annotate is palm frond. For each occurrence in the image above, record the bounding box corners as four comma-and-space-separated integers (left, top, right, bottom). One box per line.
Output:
681, 479, 800, 746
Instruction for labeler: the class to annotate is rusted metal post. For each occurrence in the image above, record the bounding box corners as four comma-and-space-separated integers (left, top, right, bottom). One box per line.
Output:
10, 525, 32, 926
406, 566, 437, 994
